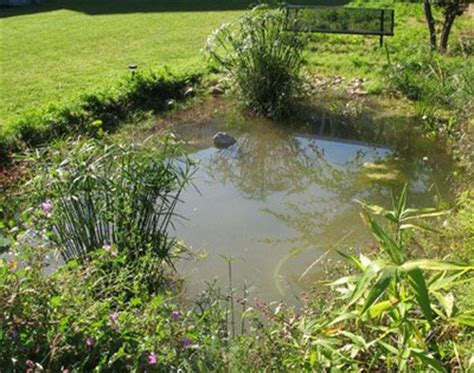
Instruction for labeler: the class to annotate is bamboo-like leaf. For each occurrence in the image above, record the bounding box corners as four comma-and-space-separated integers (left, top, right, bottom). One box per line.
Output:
368, 299, 398, 319
327, 312, 357, 327
406, 267, 433, 324
399, 223, 439, 233
354, 199, 397, 224
433, 292, 454, 318
411, 349, 446, 372
364, 212, 405, 265
451, 315, 474, 327
336, 250, 364, 271
429, 269, 471, 291
361, 266, 397, 315
401, 260, 473, 272
348, 263, 380, 307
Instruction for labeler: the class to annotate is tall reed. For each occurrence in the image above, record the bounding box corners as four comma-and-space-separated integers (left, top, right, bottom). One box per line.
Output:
204, 5, 307, 118
31, 139, 193, 265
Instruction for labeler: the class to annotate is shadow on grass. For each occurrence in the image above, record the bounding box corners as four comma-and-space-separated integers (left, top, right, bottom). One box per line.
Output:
1, 0, 349, 18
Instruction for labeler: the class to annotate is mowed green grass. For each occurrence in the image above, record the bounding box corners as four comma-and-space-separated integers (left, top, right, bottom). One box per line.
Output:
0, 2, 244, 125
0, 0, 346, 126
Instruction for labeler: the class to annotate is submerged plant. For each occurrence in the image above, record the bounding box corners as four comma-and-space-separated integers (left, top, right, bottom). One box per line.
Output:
204, 5, 307, 118
27, 138, 194, 265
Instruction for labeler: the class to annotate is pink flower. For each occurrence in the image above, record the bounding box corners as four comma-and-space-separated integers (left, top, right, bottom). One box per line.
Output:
171, 310, 180, 322
102, 243, 111, 252
85, 337, 94, 348
41, 200, 53, 217
147, 351, 157, 365
109, 312, 119, 325
111, 251, 118, 258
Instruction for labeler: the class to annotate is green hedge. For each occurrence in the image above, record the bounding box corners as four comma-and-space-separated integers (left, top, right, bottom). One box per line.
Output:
0, 69, 201, 165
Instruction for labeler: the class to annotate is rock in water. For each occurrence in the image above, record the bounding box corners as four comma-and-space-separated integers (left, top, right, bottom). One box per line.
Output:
213, 132, 236, 149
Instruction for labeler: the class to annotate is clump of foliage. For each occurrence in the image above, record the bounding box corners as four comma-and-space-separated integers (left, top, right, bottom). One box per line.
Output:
233, 185, 474, 370
204, 5, 308, 118
0, 70, 201, 166
386, 44, 473, 139
2, 184, 472, 371
23, 139, 194, 266
0, 244, 230, 371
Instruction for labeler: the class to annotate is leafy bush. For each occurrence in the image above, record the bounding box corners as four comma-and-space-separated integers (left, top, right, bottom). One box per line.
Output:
0, 245, 230, 371
386, 45, 473, 111
2, 184, 472, 371
0, 70, 201, 166
204, 5, 308, 118
232, 185, 474, 371
24, 139, 194, 267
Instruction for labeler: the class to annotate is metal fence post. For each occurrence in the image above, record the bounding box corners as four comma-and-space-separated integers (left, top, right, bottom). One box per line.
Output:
380, 9, 385, 47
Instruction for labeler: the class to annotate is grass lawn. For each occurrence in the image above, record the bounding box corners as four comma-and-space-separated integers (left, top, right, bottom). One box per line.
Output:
0, 0, 346, 126
0, 0, 470, 128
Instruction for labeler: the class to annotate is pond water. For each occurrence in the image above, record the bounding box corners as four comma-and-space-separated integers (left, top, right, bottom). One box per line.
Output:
169, 101, 452, 303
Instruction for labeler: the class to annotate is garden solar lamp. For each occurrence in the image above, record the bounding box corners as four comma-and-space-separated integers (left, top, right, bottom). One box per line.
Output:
128, 64, 138, 76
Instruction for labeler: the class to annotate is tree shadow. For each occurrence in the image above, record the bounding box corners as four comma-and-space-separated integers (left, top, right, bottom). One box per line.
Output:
1, 0, 350, 18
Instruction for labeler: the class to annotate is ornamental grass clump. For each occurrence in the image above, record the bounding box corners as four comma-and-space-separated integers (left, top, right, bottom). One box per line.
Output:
204, 5, 308, 118
29, 138, 194, 266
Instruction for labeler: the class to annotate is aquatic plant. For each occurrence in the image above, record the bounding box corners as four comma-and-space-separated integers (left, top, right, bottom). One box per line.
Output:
28, 139, 194, 266
204, 5, 307, 118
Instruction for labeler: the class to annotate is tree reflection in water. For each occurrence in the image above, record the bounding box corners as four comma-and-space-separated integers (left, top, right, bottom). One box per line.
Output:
174, 104, 452, 300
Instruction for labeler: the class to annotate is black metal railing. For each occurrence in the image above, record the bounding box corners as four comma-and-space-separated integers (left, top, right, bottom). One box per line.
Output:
286, 5, 395, 46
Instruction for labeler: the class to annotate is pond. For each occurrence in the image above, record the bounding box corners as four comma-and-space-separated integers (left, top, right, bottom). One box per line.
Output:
167, 99, 452, 303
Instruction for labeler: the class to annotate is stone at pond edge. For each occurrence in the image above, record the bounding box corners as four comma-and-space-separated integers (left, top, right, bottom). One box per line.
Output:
210, 85, 225, 96
184, 86, 195, 98
213, 132, 236, 149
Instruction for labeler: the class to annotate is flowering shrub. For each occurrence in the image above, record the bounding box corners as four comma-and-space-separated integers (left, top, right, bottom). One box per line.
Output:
0, 245, 229, 371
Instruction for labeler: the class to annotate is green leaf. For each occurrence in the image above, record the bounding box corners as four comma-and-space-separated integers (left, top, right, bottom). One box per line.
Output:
401, 260, 473, 272
433, 292, 454, 318
429, 269, 471, 291
399, 223, 439, 233
406, 267, 433, 324
396, 183, 408, 219
348, 263, 379, 307
327, 312, 357, 327
336, 250, 364, 271
354, 200, 397, 224
361, 266, 397, 315
368, 299, 397, 319
451, 315, 474, 327
411, 349, 446, 372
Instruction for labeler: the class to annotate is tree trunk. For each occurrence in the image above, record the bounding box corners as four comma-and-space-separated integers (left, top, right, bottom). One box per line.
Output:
440, 12, 456, 53
423, 0, 437, 51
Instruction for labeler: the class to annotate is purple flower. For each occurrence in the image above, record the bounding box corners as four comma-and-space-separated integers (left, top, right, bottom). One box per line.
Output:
109, 312, 119, 324
147, 351, 157, 365
41, 200, 53, 218
171, 310, 180, 322
11, 329, 18, 341
111, 251, 118, 258
103, 243, 111, 252
85, 337, 94, 348
181, 338, 193, 348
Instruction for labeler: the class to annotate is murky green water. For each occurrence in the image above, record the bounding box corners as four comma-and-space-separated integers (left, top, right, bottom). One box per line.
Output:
170, 102, 451, 302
